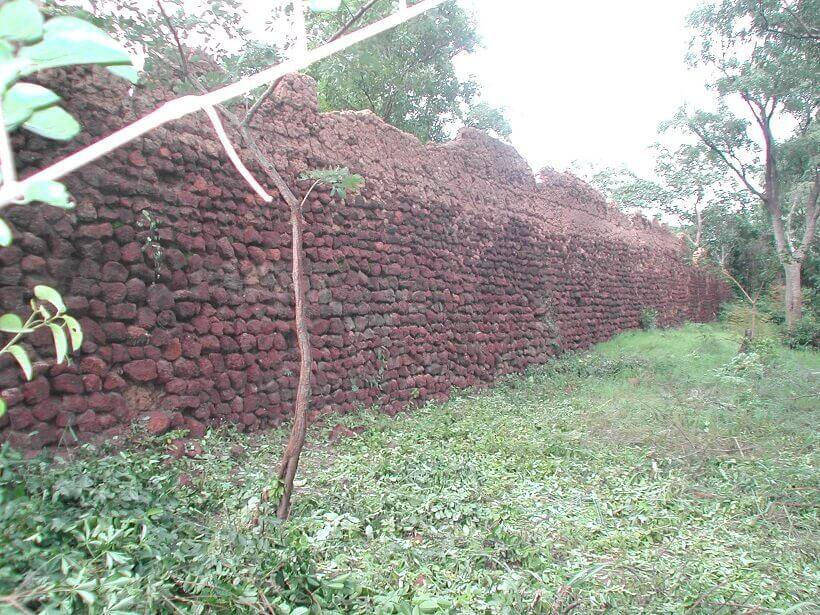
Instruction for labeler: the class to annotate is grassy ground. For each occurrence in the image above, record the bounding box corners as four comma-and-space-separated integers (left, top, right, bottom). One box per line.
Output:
1, 322, 818, 613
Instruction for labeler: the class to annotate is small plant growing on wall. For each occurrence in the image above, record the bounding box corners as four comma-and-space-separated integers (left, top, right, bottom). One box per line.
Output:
137, 210, 164, 280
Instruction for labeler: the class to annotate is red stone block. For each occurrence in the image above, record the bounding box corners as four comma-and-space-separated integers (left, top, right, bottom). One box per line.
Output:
123, 359, 158, 382
145, 411, 171, 435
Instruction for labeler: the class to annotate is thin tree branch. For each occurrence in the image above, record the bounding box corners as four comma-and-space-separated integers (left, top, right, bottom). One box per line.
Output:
0, 0, 448, 207
154, 0, 270, 200
155, 0, 190, 79
720, 265, 756, 305
689, 123, 765, 200
203, 105, 273, 202
329, 0, 381, 42
241, 79, 281, 129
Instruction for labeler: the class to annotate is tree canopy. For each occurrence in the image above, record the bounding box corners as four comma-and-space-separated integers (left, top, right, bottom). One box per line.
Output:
672, 0, 819, 324
60, 0, 510, 143
305, 0, 509, 142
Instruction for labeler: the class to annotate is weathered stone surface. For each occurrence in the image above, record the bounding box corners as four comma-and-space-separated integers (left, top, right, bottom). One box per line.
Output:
123, 359, 158, 382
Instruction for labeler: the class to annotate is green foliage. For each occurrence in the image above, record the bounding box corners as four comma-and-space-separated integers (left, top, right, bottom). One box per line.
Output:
676, 0, 818, 254
3, 324, 817, 612
700, 204, 779, 292
58, 0, 509, 142
307, 0, 508, 143
717, 350, 765, 382
48, 0, 260, 91
639, 307, 658, 330
0, 433, 359, 613
782, 314, 819, 350
462, 102, 512, 141
299, 166, 365, 200
720, 300, 779, 339
136, 210, 163, 280
0, 286, 82, 406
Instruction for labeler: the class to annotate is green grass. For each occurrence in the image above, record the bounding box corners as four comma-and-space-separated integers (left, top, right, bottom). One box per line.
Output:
2, 322, 818, 613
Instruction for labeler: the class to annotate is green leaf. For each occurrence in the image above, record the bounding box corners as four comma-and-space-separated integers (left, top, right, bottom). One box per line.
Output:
34, 285, 66, 313
0, 0, 44, 43
417, 600, 440, 614
19, 16, 133, 72
62, 315, 83, 351
0, 59, 24, 94
106, 64, 140, 84
22, 105, 79, 141
0, 313, 32, 333
3, 82, 61, 130
0, 397, 5, 418
0, 218, 11, 246
6, 344, 32, 380
48, 323, 67, 363
22, 180, 73, 208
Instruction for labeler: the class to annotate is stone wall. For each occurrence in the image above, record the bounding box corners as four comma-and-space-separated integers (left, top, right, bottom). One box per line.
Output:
0, 68, 729, 448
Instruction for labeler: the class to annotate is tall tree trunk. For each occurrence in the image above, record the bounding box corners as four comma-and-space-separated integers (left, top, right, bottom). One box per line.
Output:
276, 200, 311, 520
783, 260, 802, 327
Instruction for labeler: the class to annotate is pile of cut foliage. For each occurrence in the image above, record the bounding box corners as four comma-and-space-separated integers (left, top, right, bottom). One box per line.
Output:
1, 321, 817, 613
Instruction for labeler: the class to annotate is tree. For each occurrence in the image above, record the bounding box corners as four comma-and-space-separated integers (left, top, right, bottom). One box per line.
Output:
701, 205, 779, 337
582, 143, 750, 247
49, 0, 270, 92
676, 0, 819, 326
31, 0, 451, 519
463, 102, 511, 140
306, 0, 509, 142
651, 142, 752, 246
141, 1, 371, 520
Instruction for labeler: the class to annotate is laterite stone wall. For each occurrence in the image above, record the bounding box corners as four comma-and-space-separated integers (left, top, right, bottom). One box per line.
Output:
0, 68, 729, 448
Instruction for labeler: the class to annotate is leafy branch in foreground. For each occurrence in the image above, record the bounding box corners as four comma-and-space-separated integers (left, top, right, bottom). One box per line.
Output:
0, 0, 138, 243
0, 285, 82, 417
0, 0, 136, 413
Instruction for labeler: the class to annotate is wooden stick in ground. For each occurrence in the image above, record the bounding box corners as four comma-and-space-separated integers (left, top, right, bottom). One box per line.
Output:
276, 180, 320, 519
155, 0, 382, 519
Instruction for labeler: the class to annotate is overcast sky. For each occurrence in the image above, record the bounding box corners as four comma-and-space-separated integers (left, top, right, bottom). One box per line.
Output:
454, 0, 710, 177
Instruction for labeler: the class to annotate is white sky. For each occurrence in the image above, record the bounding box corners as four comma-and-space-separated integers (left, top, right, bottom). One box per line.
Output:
454, 0, 711, 177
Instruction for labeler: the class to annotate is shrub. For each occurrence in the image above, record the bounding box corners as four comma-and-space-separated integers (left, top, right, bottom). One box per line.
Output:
639, 307, 658, 330
717, 351, 765, 382
782, 315, 820, 350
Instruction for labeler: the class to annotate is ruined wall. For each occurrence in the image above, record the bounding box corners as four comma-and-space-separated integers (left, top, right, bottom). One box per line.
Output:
0, 68, 729, 448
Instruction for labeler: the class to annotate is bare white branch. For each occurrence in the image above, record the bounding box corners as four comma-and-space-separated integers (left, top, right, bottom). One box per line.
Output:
204, 105, 273, 202
0, 103, 16, 188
